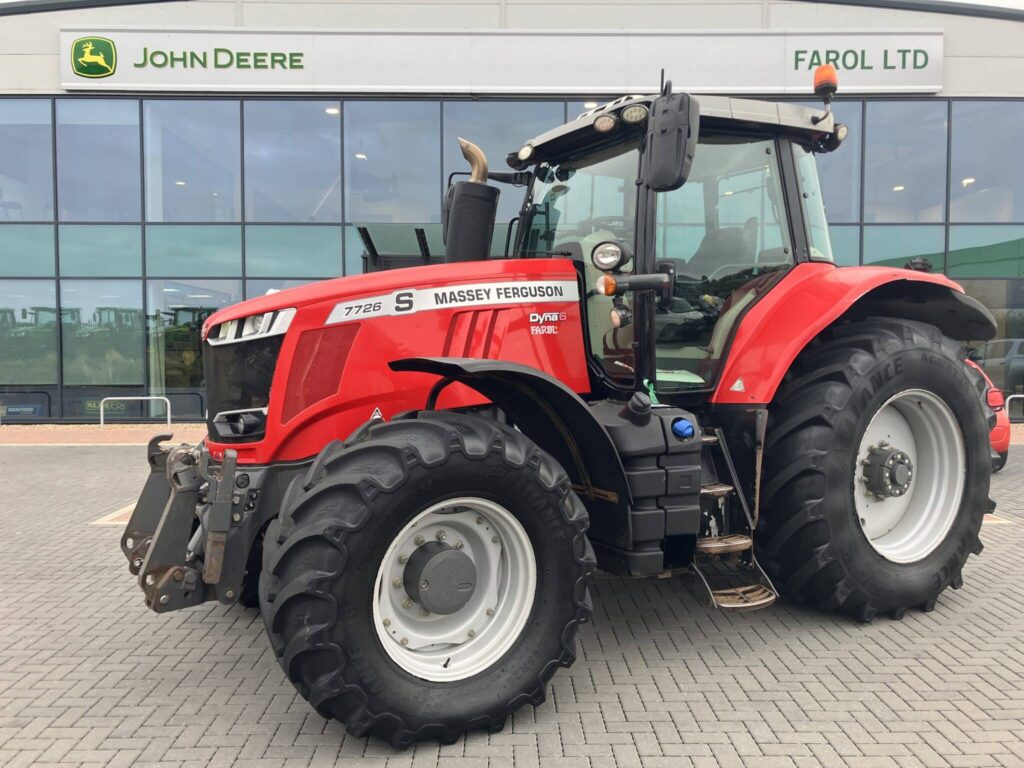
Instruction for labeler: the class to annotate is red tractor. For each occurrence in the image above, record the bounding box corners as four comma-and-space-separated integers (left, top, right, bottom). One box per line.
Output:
122, 70, 996, 747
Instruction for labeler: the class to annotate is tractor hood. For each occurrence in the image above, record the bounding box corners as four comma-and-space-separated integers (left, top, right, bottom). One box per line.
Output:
202, 259, 575, 341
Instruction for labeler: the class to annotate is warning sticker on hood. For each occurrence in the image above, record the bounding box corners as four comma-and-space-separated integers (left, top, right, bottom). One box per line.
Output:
325, 279, 580, 325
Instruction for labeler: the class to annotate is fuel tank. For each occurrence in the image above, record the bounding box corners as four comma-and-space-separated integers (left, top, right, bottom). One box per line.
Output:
201, 258, 589, 464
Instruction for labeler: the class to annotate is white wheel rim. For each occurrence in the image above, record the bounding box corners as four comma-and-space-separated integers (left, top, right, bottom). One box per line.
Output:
854, 389, 966, 564
371, 497, 537, 682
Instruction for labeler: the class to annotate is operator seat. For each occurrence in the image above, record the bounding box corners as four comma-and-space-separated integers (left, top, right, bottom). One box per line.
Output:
685, 217, 757, 279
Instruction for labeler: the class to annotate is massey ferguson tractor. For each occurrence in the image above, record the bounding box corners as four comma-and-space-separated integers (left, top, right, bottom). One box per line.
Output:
121, 67, 997, 748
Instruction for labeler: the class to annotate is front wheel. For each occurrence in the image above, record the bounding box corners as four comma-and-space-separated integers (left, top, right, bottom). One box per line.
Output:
259, 411, 594, 748
758, 318, 992, 621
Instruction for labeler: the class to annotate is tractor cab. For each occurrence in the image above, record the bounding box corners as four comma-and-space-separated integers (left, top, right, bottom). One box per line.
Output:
507, 84, 845, 399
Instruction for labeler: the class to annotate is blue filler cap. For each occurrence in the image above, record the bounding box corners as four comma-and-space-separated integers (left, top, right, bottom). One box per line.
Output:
671, 417, 695, 440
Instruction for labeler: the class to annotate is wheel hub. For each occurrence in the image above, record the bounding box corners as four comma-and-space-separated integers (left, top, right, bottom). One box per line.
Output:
402, 541, 477, 615
862, 441, 914, 499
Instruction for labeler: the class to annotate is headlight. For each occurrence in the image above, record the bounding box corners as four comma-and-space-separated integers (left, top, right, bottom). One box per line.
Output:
208, 307, 296, 346
517, 144, 534, 161
620, 105, 649, 124
593, 114, 617, 133
592, 241, 625, 271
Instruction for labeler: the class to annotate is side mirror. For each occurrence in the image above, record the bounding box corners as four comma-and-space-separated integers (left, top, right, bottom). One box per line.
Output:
644, 82, 699, 192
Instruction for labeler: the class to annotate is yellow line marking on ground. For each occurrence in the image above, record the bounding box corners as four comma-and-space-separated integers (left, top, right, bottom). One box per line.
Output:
983, 514, 1014, 525
91, 504, 134, 526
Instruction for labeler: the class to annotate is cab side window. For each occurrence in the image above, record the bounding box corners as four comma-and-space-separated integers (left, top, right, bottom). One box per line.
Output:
653, 134, 793, 390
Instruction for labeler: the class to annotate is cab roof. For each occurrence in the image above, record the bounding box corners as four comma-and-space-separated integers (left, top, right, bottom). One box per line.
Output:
513, 93, 835, 168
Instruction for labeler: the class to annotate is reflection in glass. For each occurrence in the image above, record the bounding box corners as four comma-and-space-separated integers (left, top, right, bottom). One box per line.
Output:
950, 102, 1024, 223
246, 278, 316, 298
245, 101, 341, 222
148, 278, 242, 417
56, 100, 140, 222
862, 226, 945, 269
948, 226, 1024, 279
442, 101, 563, 233
864, 101, 947, 223
0, 225, 54, 277
245, 225, 341, 278
958, 279, 1024, 348
795, 100, 862, 223
146, 225, 242, 277
344, 101, 441, 224
59, 225, 141, 276
829, 225, 860, 267
0, 100, 53, 221
145, 100, 240, 222
60, 279, 144, 385
0, 279, 58, 385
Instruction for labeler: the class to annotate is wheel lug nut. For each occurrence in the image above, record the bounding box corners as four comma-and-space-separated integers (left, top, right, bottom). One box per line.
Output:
454, 540, 464, 550
398, 554, 408, 564
476, 517, 483, 525
436, 530, 446, 541
486, 608, 494, 616
402, 598, 412, 609
393, 578, 402, 589
420, 579, 429, 590
383, 618, 391, 627
467, 629, 476, 638
491, 536, 499, 544
414, 536, 425, 546
419, 607, 430, 617
400, 637, 409, 646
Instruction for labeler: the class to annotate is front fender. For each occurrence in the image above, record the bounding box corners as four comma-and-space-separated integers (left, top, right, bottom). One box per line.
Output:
712, 263, 997, 405
389, 356, 632, 518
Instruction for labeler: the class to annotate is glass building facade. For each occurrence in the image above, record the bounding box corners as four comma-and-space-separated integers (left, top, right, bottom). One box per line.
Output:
1, 95, 1023, 421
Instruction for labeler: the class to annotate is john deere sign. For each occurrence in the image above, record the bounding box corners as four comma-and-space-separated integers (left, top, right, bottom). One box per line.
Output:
60, 27, 944, 94
71, 36, 116, 78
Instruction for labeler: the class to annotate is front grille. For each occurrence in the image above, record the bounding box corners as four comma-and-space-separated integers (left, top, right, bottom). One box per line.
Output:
203, 335, 284, 442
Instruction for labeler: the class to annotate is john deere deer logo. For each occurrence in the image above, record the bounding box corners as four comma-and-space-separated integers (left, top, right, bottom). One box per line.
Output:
72, 37, 116, 78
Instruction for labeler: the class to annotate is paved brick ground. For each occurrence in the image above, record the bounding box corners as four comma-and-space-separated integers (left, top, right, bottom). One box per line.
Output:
1, 444, 1022, 768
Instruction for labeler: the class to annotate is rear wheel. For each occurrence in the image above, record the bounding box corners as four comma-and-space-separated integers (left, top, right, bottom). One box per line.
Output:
758, 318, 992, 621
259, 411, 594, 748
993, 450, 1008, 473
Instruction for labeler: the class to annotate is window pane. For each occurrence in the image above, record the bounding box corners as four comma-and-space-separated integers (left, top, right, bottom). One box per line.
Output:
59, 225, 141, 276
148, 278, 242, 418
60, 279, 144, 385
343, 223, 443, 276
951, 102, 1024, 223
862, 226, 945, 270
864, 101, 946, 223
245, 225, 341, 278
443, 101, 563, 236
958, 279, 1024, 400
948, 225, 1024, 279
795, 100, 861, 223
0, 279, 58, 385
246, 278, 316, 298
829, 225, 860, 267
145, 100, 240, 222
146, 225, 242, 277
245, 101, 341, 222
793, 142, 833, 261
56, 100, 140, 222
344, 101, 440, 224
0, 224, 53, 277
0, 100, 53, 221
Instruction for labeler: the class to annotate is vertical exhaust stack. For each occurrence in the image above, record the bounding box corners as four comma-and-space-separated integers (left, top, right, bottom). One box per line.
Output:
443, 138, 500, 263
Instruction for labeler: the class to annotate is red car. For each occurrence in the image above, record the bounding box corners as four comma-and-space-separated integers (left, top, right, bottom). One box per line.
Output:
967, 359, 1010, 472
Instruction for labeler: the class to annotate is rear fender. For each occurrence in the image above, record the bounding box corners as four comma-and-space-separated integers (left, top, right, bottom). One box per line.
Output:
712, 263, 997, 405
389, 357, 632, 524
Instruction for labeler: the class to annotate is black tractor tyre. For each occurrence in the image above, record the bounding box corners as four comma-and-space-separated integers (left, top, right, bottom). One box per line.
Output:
258, 410, 595, 748
757, 318, 993, 622
993, 450, 1008, 474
